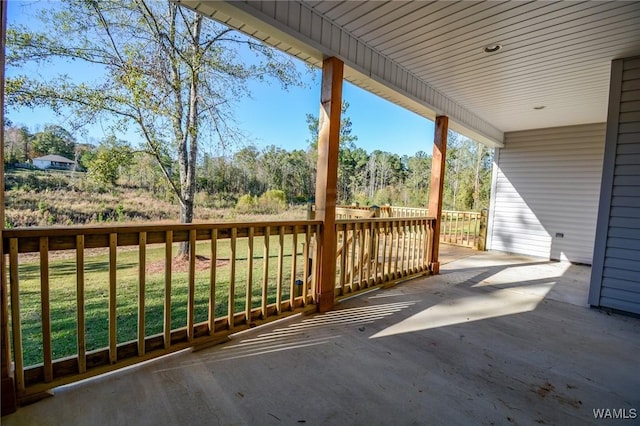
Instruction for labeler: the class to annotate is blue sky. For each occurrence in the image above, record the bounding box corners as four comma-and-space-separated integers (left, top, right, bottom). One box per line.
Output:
5, 0, 435, 158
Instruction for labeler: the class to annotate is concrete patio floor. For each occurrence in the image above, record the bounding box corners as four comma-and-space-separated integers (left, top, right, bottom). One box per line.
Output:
4, 248, 639, 425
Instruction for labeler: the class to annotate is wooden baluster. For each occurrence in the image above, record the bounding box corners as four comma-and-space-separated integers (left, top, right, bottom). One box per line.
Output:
367, 221, 375, 285
9, 239, 23, 391
108, 233, 117, 364
262, 226, 270, 319
408, 220, 415, 274
339, 224, 347, 295
358, 222, 365, 288
312, 224, 320, 303
401, 221, 408, 276
209, 229, 217, 335
289, 226, 298, 309
38, 237, 53, 382
187, 229, 196, 341
416, 221, 423, 272
473, 213, 478, 247
228, 228, 237, 329
302, 225, 311, 304
427, 220, 432, 269
76, 235, 86, 373
164, 231, 173, 349
406, 221, 412, 275
138, 232, 146, 356
443, 212, 448, 243
416, 220, 421, 272
451, 212, 456, 244
374, 222, 381, 283
349, 223, 357, 291
462, 213, 467, 246
382, 222, 389, 281
417, 220, 422, 271
246, 227, 254, 324
276, 226, 284, 314
394, 222, 401, 278
458, 212, 467, 245
418, 219, 427, 272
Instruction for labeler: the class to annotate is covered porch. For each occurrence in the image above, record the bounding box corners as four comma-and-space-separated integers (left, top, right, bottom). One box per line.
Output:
2, 0, 640, 419
4, 248, 638, 425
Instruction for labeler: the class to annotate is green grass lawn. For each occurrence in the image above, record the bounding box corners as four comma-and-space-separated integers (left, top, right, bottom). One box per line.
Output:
10, 235, 309, 367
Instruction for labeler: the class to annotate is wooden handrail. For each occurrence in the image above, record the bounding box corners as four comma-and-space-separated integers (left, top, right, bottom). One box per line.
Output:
3, 220, 321, 253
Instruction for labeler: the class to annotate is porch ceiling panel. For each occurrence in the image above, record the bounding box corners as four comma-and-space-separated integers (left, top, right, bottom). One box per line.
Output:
176, 1, 640, 146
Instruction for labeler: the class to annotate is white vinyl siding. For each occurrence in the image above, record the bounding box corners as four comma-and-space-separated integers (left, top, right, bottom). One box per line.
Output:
590, 57, 640, 315
488, 123, 605, 264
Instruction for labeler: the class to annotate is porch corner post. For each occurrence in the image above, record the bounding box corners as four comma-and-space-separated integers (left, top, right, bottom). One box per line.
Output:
315, 57, 343, 313
0, 0, 17, 416
428, 115, 448, 274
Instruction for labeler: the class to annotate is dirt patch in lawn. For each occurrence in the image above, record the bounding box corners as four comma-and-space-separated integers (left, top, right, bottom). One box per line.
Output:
146, 255, 229, 274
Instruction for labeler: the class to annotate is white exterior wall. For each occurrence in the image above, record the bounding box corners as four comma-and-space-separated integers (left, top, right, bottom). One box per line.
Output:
33, 159, 50, 170
487, 123, 605, 264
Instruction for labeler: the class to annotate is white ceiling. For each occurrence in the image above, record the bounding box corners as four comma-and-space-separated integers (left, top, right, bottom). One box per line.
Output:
178, 1, 640, 144
306, 1, 640, 133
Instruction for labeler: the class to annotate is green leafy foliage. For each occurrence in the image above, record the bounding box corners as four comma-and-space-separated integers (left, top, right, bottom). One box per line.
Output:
235, 190, 287, 214
87, 136, 133, 186
32, 125, 76, 159
258, 189, 287, 214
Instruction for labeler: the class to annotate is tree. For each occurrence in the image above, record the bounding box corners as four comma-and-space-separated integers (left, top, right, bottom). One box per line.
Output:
3, 125, 31, 164
306, 101, 358, 202
87, 136, 134, 187
31, 125, 76, 160
6, 0, 300, 256
233, 146, 263, 196
405, 151, 432, 206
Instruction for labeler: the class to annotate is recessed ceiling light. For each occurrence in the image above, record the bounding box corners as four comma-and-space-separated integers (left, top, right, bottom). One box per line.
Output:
483, 44, 502, 53
533, 106, 546, 110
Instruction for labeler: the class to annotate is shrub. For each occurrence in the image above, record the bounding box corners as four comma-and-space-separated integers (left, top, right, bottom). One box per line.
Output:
257, 189, 287, 214
235, 194, 257, 213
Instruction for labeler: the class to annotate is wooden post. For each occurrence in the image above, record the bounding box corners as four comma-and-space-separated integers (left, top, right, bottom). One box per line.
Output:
478, 208, 488, 251
1, 0, 17, 415
315, 57, 343, 313
428, 116, 449, 274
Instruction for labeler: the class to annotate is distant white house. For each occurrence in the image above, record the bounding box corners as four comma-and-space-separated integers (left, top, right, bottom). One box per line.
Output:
32, 154, 77, 170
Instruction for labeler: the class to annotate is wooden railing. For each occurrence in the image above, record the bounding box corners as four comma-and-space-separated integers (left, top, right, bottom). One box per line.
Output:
335, 217, 435, 297
378, 206, 429, 218
335, 206, 376, 219
441, 210, 487, 249
336, 205, 488, 250
4, 220, 320, 400
2, 212, 438, 402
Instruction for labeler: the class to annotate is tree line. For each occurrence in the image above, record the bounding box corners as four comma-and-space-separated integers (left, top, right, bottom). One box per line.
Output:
4, 121, 493, 212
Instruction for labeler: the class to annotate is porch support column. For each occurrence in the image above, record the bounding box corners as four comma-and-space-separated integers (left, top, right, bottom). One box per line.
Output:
315, 57, 343, 313
428, 115, 448, 274
1, 0, 17, 416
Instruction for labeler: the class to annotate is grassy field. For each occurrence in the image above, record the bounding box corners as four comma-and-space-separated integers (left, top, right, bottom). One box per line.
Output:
4, 168, 307, 227
11, 233, 309, 367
